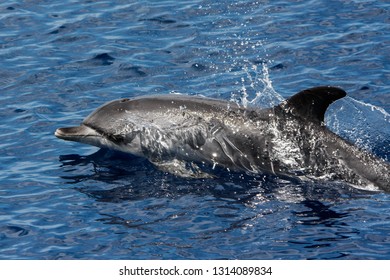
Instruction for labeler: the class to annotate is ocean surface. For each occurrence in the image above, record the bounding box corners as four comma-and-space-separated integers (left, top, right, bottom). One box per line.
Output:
1, 0, 389, 259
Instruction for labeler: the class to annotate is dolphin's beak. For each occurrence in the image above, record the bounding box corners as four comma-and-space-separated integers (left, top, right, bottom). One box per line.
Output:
55, 125, 102, 145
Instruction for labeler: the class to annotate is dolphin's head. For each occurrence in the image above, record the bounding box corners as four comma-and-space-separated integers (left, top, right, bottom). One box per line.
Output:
55, 122, 142, 155
55, 98, 142, 154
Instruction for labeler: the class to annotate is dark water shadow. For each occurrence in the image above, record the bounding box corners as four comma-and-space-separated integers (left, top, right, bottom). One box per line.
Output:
288, 199, 362, 259
58, 149, 374, 203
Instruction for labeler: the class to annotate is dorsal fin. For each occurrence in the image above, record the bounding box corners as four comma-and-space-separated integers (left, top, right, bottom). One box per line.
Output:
278, 86, 347, 124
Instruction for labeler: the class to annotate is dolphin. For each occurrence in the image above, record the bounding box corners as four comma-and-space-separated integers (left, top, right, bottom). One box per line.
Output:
55, 86, 390, 191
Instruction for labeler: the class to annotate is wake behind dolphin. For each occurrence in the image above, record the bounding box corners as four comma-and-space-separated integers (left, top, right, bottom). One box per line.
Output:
55, 86, 390, 192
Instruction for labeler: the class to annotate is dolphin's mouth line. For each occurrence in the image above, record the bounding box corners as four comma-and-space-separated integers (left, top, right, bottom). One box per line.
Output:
82, 123, 128, 144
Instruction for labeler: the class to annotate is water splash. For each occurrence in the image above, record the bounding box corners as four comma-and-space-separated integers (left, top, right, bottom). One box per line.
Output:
232, 60, 284, 108
326, 97, 390, 160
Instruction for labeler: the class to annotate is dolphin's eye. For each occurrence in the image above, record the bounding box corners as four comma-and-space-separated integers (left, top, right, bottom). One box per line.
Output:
120, 98, 130, 103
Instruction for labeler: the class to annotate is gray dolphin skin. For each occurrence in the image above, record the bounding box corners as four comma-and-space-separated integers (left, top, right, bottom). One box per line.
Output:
55, 86, 390, 192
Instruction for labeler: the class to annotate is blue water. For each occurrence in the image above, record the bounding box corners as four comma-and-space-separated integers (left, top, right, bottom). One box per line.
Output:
1, 0, 389, 260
